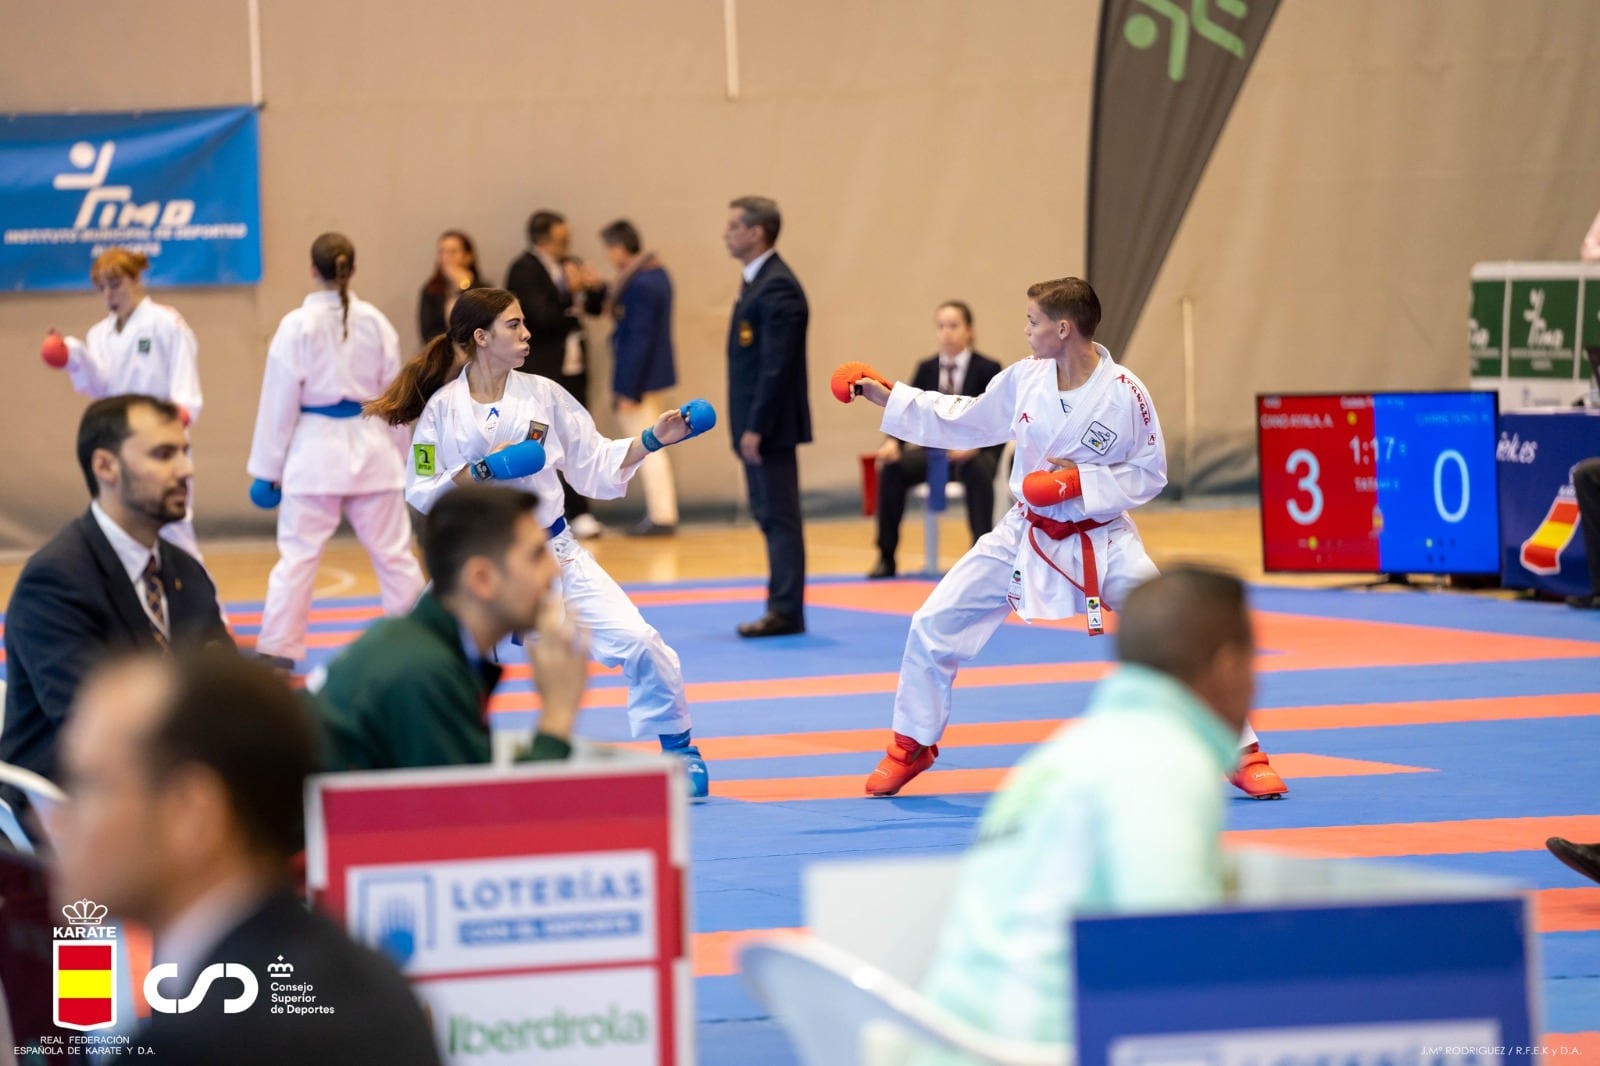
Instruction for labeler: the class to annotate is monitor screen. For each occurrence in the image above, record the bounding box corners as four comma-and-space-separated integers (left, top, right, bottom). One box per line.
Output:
1256, 391, 1500, 574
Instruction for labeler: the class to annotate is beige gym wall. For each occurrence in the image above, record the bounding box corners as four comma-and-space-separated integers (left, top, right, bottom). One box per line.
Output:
1, 0, 1596, 549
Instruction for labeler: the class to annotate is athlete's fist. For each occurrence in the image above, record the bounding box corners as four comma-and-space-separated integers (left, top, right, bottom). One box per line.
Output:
679, 398, 717, 438
1022, 467, 1082, 507
477, 438, 547, 481
41, 330, 69, 369
830, 361, 893, 404
249, 478, 282, 509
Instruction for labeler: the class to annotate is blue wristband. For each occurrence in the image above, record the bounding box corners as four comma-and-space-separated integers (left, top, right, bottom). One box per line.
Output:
641, 428, 664, 452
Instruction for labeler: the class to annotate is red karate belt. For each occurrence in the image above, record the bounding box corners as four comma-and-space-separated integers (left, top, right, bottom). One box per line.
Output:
1023, 508, 1110, 635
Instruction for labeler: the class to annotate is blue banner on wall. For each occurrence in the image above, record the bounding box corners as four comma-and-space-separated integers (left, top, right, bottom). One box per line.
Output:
0, 107, 261, 291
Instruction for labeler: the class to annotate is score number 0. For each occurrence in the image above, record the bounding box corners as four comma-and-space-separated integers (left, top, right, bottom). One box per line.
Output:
1283, 448, 1470, 526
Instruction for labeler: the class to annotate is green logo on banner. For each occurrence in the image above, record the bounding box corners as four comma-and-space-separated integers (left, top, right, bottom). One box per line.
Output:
1506, 280, 1578, 380
1469, 279, 1505, 379
1125, 0, 1248, 83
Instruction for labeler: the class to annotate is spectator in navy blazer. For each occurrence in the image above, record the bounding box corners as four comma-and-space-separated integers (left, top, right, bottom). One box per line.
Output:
601, 219, 680, 537
0, 395, 231, 830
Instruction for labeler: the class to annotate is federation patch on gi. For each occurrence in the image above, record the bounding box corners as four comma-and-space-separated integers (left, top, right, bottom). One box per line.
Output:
737, 321, 754, 347
137, 337, 151, 354
1082, 421, 1117, 454
413, 443, 436, 476
528, 420, 548, 443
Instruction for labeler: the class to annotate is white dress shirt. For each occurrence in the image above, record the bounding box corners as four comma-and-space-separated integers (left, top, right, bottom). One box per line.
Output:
741, 249, 776, 285
90, 500, 167, 636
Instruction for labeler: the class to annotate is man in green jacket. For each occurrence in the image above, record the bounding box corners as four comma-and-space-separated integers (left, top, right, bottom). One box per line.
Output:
313, 484, 588, 769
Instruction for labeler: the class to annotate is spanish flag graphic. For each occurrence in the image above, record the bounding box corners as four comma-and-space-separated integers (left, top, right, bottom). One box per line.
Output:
53, 941, 117, 1030
1519, 484, 1579, 575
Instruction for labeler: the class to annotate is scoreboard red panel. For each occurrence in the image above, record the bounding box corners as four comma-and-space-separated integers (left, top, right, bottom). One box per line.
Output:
1257, 394, 1380, 572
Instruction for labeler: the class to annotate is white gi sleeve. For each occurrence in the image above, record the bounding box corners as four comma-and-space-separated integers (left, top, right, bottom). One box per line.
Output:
405, 397, 464, 513
245, 317, 306, 483
1076, 376, 1169, 517
159, 309, 204, 423
879, 366, 1015, 450
549, 387, 636, 500
64, 333, 110, 398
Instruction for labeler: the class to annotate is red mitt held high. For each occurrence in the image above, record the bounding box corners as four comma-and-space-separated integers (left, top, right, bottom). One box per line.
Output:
1022, 467, 1083, 507
830, 361, 894, 404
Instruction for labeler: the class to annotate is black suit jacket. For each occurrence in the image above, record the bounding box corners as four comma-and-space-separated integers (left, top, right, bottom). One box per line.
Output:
504, 251, 598, 380
143, 891, 440, 1066
0, 511, 232, 785
898, 350, 1005, 457
726, 252, 813, 450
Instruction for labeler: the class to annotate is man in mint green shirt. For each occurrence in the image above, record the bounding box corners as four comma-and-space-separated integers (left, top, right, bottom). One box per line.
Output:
918, 566, 1258, 1052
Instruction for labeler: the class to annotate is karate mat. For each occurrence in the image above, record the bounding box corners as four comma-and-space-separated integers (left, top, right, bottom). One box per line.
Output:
6, 576, 1599, 1059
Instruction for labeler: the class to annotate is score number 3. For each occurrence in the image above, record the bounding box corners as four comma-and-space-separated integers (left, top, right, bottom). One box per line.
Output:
1285, 448, 1324, 526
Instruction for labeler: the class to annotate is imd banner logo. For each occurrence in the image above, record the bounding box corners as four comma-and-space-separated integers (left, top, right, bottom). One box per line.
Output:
52, 899, 118, 1032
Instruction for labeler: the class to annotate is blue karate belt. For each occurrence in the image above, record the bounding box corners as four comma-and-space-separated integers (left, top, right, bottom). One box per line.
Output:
300, 399, 365, 418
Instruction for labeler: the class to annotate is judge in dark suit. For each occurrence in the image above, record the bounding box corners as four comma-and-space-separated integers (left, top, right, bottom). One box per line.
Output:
0, 395, 231, 822
724, 196, 812, 637
870, 302, 1005, 578
504, 209, 607, 538
54, 649, 440, 1066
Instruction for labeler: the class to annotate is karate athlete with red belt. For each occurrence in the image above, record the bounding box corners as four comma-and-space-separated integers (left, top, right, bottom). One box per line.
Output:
372, 287, 718, 798
835, 276, 1286, 799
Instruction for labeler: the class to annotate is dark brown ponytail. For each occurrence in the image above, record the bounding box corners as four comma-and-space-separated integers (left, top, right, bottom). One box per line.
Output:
311, 232, 356, 339
367, 287, 517, 425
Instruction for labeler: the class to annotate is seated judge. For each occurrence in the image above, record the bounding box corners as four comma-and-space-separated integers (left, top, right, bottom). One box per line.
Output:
869, 301, 1003, 578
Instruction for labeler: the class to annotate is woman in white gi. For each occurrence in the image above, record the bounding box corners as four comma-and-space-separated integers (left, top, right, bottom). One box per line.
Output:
246, 233, 426, 669
370, 287, 713, 798
46, 247, 205, 559
839, 277, 1285, 799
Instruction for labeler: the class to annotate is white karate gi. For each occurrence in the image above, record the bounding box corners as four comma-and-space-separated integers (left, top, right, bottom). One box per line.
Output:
247, 290, 424, 661
408, 369, 690, 739
64, 296, 204, 559
881, 346, 1258, 750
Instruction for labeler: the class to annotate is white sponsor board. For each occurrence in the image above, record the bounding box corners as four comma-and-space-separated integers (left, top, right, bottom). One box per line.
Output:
347, 850, 656, 977
420, 967, 658, 1065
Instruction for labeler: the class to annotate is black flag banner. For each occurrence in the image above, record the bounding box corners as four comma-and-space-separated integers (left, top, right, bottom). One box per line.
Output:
1086, 0, 1278, 357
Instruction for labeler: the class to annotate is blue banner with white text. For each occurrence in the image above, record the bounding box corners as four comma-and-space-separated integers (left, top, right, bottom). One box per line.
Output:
0, 107, 261, 291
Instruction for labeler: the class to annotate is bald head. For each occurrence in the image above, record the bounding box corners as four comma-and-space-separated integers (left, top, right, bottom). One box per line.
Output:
1115, 567, 1255, 729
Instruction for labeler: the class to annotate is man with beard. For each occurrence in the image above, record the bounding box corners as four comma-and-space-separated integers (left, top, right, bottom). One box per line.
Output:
0, 394, 231, 834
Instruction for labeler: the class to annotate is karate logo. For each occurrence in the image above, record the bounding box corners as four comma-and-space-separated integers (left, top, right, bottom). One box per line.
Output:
53, 899, 118, 1032
137, 337, 151, 354
413, 443, 436, 476
1082, 421, 1118, 455
528, 420, 549, 444
737, 321, 754, 347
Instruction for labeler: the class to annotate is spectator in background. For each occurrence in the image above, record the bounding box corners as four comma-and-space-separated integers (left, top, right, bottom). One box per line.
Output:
0, 395, 230, 829
418, 229, 487, 344
505, 210, 607, 539
915, 567, 1257, 1052
312, 485, 589, 769
52, 648, 441, 1065
869, 301, 1004, 578
600, 219, 680, 537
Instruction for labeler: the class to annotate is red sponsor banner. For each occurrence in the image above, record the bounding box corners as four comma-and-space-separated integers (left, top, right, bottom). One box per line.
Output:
306, 759, 691, 1065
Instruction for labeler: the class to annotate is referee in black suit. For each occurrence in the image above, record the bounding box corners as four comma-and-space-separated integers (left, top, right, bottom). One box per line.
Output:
870, 302, 1004, 578
724, 196, 811, 637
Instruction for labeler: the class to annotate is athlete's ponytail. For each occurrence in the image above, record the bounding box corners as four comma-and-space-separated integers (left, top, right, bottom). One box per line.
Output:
311, 232, 356, 339
367, 287, 517, 425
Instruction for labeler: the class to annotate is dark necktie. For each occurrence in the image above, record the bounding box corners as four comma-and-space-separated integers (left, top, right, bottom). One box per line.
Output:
142, 556, 169, 649
941, 360, 957, 394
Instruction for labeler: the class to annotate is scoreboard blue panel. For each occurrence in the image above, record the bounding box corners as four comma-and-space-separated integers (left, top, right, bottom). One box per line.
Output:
1372, 392, 1500, 573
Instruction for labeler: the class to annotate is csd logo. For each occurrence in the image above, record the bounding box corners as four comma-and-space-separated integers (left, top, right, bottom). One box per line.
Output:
144, 963, 259, 1014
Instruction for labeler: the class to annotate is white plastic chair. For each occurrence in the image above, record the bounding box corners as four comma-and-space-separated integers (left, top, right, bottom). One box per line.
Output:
739, 935, 1070, 1066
